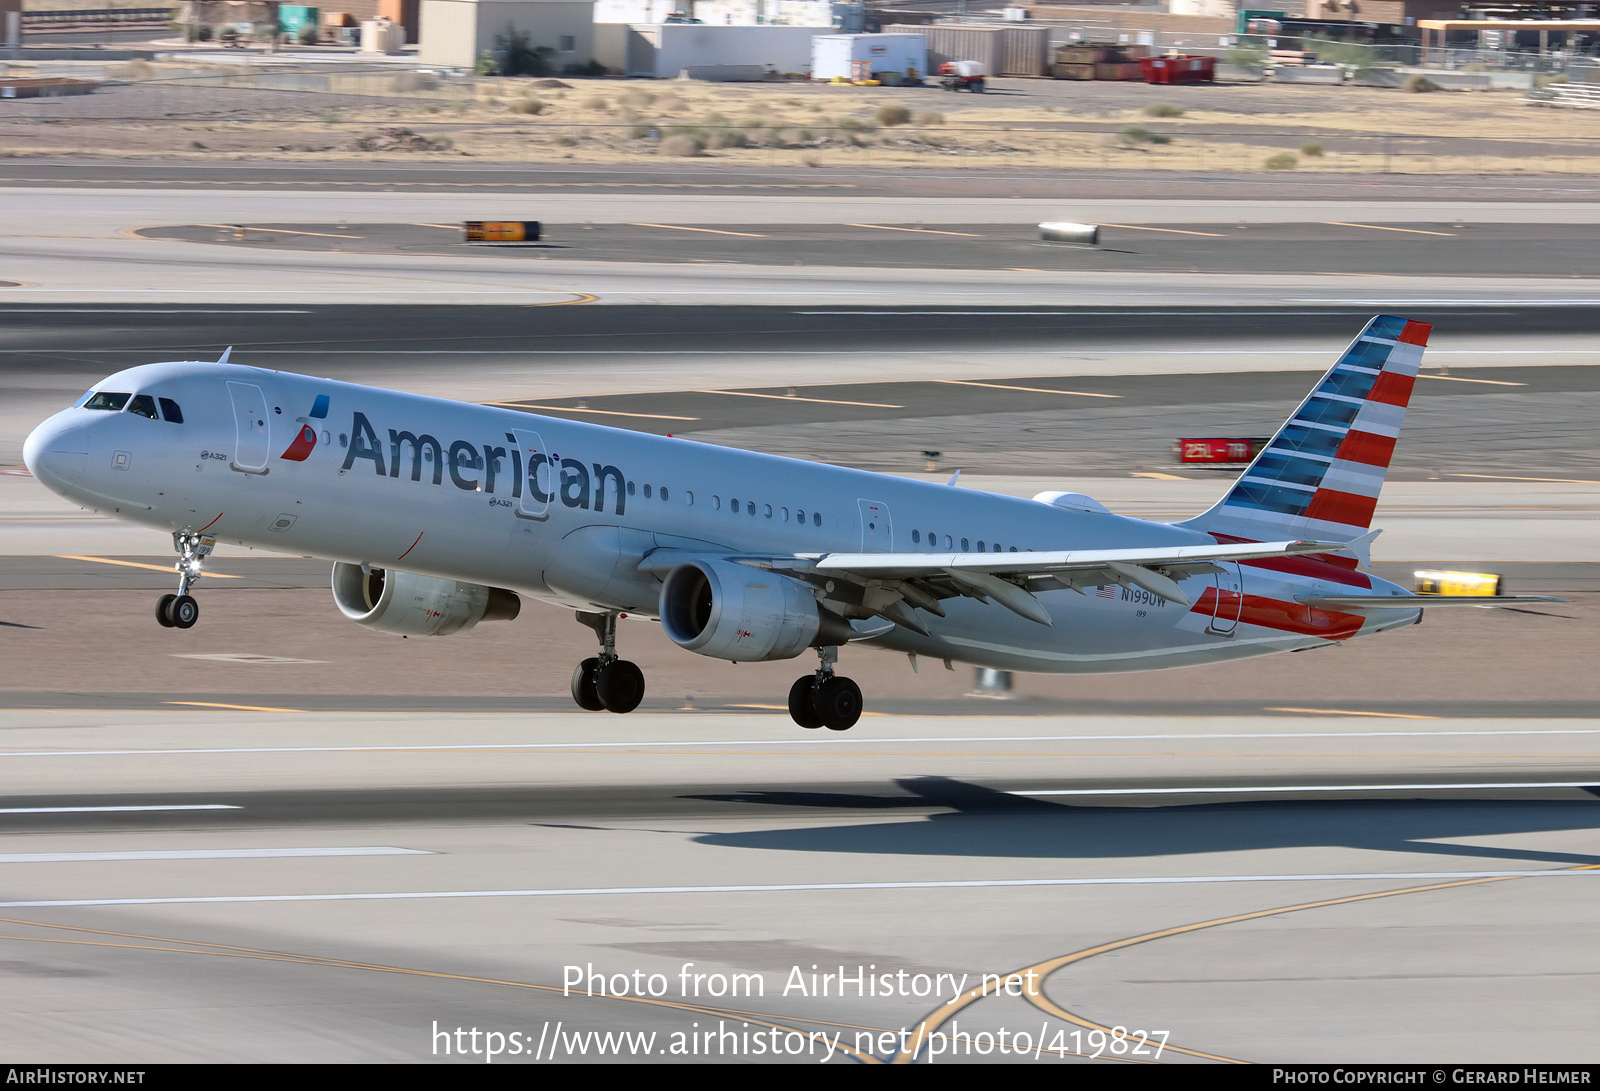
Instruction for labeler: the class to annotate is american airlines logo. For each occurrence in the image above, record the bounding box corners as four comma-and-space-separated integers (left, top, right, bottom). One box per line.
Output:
337, 411, 629, 516
279, 394, 331, 462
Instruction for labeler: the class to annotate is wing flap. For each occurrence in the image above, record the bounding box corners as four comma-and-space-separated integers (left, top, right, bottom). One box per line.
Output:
811, 539, 1342, 577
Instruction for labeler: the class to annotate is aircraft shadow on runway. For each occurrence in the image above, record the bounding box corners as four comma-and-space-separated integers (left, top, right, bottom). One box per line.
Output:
687, 777, 1600, 867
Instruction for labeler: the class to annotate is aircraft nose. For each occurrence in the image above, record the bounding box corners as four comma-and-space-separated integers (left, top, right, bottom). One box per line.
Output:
23, 412, 90, 490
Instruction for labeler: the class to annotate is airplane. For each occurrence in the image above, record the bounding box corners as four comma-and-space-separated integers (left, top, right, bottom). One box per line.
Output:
22, 315, 1555, 731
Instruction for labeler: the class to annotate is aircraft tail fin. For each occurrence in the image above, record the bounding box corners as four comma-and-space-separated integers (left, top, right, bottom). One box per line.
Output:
1176, 315, 1430, 548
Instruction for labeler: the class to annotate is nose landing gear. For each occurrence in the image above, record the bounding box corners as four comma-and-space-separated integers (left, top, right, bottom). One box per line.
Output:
787, 646, 862, 731
570, 610, 646, 714
155, 531, 213, 629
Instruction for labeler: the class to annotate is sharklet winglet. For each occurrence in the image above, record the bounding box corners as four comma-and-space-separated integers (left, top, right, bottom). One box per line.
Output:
218, 347, 233, 365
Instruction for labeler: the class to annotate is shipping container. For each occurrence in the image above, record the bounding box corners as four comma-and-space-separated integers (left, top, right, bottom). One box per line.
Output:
812, 33, 928, 82
880, 23, 1048, 76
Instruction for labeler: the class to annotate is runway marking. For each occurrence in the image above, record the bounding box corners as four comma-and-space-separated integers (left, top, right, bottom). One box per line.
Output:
0, 309, 311, 314
2, 870, 1597, 910
728, 704, 888, 717
934, 379, 1119, 399
896, 863, 1600, 1064
1321, 221, 1457, 237
1097, 223, 1229, 237
6, 727, 1600, 758
844, 223, 983, 238
484, 400, 699, 421
1266, 706, 1436, 719
172, 654, 323, 665
164, 701, 306, 713
0, 805, 239, 814
0, 847, 430, 863
1445, 473, 1600, 484
1418, 373, 1525, 386
1011, 780, 1600, 797
54, 555, 242, 578
195, 223, 364, 240
410, 223, 459, 230
693, 389, 903, 409
628, 223, 767, 237
1131, 472, 1186, 480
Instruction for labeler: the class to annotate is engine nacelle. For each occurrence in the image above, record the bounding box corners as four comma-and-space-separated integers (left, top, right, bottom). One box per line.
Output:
331, 562, 520, 637
659, 560, 849, 662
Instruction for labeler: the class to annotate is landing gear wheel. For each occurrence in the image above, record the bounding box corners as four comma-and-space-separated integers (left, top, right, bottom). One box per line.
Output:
168, 594, 199, 629
813, 676, 862, 731
595, 659, 644, 714
788, 676, 824, 729
155, 594, 177, 628
571, 657, 605, 711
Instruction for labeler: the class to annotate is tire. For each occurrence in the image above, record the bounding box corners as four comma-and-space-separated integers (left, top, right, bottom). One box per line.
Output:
813, 676, 863, 731
169, 594, 199, 629
156, 594, 177, 628
595, 659, 645, 714
788, 676, 824, 729
571, 657, 605, 711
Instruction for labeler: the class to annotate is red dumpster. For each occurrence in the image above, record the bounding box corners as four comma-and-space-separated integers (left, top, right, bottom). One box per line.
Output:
1139, 55, 1216, 84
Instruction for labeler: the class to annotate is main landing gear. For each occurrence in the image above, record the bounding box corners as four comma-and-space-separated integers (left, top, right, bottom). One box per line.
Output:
570, 610, 645, 714
155, 531, 213, 630
787, 646, 862, 731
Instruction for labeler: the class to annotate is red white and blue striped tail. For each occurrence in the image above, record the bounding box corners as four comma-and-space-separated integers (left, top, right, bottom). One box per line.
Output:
1177, 314, 1430, 545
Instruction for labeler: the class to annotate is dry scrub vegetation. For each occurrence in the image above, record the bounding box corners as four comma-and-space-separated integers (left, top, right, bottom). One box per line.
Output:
0, 64, 1595, 173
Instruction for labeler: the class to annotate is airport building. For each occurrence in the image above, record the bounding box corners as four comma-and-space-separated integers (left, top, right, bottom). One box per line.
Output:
418, 0, 597, 69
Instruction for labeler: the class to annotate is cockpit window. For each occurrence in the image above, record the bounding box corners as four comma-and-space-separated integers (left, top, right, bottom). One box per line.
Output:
83, 392, 130, 412
127, 394, 159, 420
158, 397, 184, 424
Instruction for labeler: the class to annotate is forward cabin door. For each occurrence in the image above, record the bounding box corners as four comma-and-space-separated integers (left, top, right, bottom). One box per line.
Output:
1209, 561, 1244, 635
226, 380, 270, 474
858, 499, 893, 552
510, 428, 550, 521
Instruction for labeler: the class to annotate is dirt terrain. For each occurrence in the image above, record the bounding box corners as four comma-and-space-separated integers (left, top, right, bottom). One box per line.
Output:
1, 67, 1594, 173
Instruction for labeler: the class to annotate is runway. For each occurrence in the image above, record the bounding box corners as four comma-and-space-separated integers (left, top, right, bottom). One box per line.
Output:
1, 709, 1597, 1062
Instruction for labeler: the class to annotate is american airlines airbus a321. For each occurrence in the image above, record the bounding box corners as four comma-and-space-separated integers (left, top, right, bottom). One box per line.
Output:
23, 315, 1547, 730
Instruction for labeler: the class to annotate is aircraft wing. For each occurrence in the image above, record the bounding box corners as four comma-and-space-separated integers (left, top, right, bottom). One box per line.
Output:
643, 540, 1346, 636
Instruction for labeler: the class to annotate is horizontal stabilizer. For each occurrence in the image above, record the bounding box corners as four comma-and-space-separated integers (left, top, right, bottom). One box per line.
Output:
1298, 594, 1568, 609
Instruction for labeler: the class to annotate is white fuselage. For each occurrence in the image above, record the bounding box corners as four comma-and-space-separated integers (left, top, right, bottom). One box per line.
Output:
23, 361, 1418, 672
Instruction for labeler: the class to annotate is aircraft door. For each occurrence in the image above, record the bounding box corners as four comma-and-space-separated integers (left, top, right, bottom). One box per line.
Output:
226, 380, 270, 474
1209, 561, 1243, 635
510, 428, 551, 521
857, 499, 893, 552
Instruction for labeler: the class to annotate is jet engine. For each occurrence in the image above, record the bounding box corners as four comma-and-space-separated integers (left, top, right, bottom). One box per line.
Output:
659, 559, 850, 662
331, 562, 520, 637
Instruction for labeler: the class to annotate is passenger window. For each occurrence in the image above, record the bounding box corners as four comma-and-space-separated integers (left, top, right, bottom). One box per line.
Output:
731, 497, 739, 512
747, 501, 756, 516
961, 538, 970, 551
627, 481, 636, 496
1009, 546, 1018, 552
781, 507, 789, 522
158, 397, 184, 424
83, 392, 130, 411
712, 495, 720, 510
127, 394, 159, 420
912, 530, 921, 544
763, 504, 772, 518
977, 541, 985, 551
796, 508, 805, 523
643, 484, 652, 499
661, 487, 669, 502
812, 512, 821, 527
